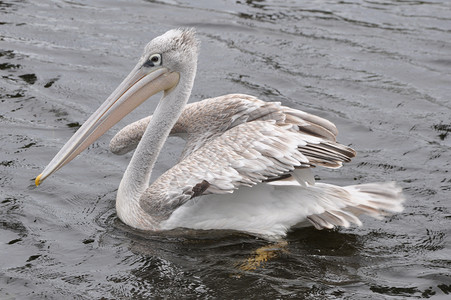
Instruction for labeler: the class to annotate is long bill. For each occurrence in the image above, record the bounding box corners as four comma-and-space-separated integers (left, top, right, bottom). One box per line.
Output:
35, 65, 180, 186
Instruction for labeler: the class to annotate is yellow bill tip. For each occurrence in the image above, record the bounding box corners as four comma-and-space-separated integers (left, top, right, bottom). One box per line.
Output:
35, 174, 42, 186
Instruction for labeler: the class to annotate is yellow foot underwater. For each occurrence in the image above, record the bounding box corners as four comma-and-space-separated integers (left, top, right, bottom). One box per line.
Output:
237, 240, 288, 271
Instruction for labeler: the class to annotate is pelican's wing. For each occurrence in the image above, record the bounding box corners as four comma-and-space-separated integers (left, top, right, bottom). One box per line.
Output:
109, 94, 339, 158
139, 120, 355, 221
109, 115, 152, 155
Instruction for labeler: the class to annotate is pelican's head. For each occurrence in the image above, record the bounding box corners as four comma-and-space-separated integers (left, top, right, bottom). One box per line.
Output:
141, 28, 199, 77
35, 28, 199, 186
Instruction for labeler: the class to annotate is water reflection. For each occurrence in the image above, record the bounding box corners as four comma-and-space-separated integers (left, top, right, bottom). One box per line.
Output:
100, 215, 367, 297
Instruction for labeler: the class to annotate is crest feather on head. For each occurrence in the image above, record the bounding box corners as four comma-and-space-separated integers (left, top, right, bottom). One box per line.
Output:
146, 28, 199, 56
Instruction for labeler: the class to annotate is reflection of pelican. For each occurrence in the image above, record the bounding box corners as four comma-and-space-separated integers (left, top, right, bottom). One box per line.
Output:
36, 29, 404, 238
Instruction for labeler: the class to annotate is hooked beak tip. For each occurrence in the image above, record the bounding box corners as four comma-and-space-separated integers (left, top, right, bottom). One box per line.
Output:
35, 173, 42, 187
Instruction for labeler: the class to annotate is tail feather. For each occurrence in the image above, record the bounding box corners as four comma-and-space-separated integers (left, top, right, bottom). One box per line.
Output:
307, 182, 405, 230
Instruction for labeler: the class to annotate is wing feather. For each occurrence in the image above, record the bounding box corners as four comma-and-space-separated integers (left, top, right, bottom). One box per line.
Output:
139, 120, 355, 220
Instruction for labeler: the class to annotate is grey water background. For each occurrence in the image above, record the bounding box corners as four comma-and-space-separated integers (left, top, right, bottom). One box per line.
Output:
1, 0, 450, 298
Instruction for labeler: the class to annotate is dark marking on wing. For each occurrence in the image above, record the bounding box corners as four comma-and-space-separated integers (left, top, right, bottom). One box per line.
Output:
263, 174, 292, 182
191, 180, 210, 198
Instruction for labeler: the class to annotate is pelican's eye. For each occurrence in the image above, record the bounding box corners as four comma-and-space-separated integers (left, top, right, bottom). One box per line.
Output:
143, 54, 162, 68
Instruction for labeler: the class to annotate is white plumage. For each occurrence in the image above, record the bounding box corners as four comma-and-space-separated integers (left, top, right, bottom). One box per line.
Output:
162, 181, 403, 238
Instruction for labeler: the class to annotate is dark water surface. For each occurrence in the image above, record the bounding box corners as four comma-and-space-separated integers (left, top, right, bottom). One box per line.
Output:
1, 0, 450, 298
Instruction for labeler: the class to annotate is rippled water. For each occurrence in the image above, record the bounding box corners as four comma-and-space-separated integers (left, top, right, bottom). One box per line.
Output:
1, 0, 450, 298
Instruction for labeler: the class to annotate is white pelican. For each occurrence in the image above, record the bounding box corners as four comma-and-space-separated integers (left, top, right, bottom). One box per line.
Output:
36, 29, 404, 238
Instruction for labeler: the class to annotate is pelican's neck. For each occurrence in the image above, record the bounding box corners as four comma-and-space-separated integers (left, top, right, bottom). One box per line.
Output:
116, 70, 195, 229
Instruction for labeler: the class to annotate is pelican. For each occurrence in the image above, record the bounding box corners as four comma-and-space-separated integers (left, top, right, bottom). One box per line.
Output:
36, 29, 404, 238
